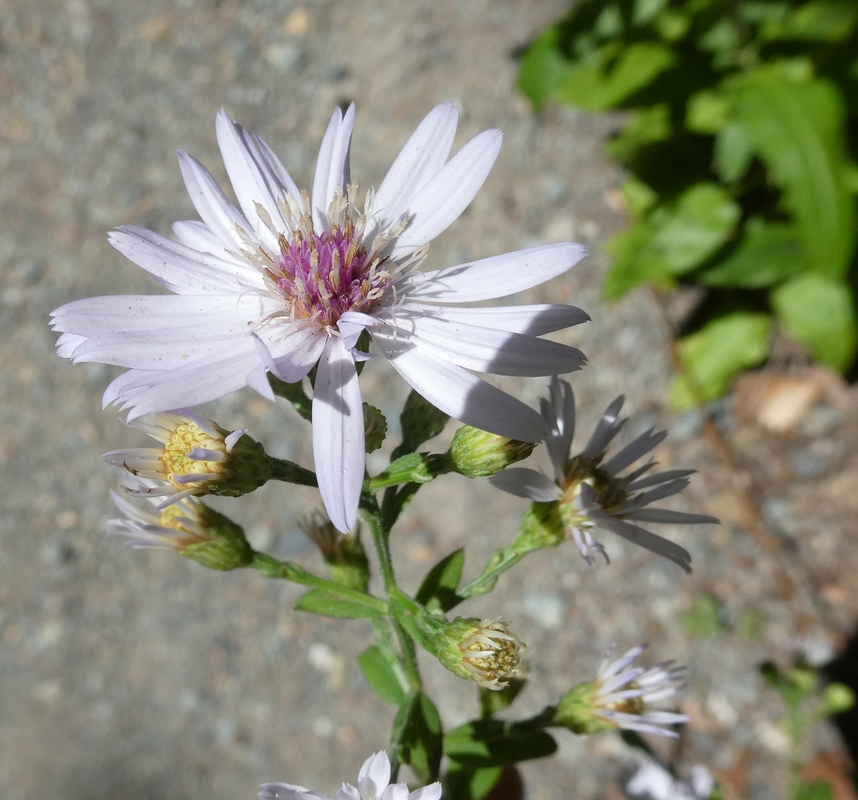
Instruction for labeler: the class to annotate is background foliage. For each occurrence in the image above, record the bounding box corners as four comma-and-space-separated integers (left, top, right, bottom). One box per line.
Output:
520, 0, 858, 406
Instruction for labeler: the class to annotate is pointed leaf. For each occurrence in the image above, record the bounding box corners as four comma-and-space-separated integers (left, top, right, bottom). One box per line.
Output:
415, 549, 465, 612
358, 646, 407, 706
444, 720, 557, 768
731, 69, 856, 278
397, 692, 443, 781
294, 589, 384, 619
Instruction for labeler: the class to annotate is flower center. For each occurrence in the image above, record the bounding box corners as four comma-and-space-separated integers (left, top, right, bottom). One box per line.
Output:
161, 422, 230, 490
561, 455, 628, 512
254, 184, 398, 330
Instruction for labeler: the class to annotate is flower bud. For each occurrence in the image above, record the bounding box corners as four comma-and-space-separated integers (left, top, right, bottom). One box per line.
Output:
363, 403, 388, 454
449, 425, 535, 478
300, 511, 370, 592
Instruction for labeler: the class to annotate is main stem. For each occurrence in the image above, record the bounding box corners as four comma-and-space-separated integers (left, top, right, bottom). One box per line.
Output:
362, 495, 423, 780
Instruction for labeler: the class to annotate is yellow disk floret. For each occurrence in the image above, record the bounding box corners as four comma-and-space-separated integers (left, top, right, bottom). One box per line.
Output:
160, 422, 230, 491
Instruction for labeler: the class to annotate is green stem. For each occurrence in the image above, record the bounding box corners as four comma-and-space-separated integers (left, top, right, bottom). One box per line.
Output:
267, 458, 318, 488
455, 545, 529, 603
250, 553, 388, 614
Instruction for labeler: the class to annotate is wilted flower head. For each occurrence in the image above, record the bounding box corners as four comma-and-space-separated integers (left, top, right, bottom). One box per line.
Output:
53, 103, 589, 533
554, 644, 689, 738
102, 410, 269, 506
107, 481, 253, 570
490, 377, 717, 572
260, 750, 441, 800
300, 510, 369, 592
437, 617, 524, 690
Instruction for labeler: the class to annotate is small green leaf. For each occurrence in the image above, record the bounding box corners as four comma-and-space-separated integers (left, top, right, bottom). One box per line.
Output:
821, 683, 856, 716
686, 90, 731, 135
445, 720, 557, 768
794, 782, 835, 800
397, 390, 450, 457
480, 679, 526, 718
697, 218, 805, 288
294, 589, 385, 619
771, 274, 858, 371
621, 177, 658, 219
681, 594, 725, 639
397, 692, 443, 781
445, 764, 503, 800
714, 123, 755, 183
555, 42, 677, 110
357, 646, 406, 706
731, 69, 856, 278
517, 27, 574, 109
605, 104, 673, 163
603, 219, 672, 299
669, 312, 772, 408
415, 549, 465, 612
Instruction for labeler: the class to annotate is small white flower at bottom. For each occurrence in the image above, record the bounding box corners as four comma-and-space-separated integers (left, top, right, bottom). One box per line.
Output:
625, 761, 715, 800
260, 751, 441, 800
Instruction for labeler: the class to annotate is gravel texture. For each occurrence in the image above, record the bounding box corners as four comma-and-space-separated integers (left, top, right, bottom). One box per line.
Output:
2, 1, 857, 798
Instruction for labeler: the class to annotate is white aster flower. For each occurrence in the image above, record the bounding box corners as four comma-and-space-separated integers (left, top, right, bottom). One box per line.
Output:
490, 377, 717, 572
102, 410, 245, 506
107, 481, 214, 552
52, 103, 589, 532
590, 644, 690, 738
626, 761, 715, 800
259, 750, 441, 800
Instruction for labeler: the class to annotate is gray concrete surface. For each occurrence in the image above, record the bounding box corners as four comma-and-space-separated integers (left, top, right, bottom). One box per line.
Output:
3, 1, 857, 798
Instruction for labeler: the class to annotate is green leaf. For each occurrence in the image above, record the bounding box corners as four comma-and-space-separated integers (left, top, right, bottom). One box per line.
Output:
762, 0, 858, 42
730, 69, 856, 278
396, 390, 451, 458
415, 549, 465, 612
555, 42, 677, 111
771, 274, 858, 371
821, 683, 856, 716
714, 123, 755, 183
697, 218, 805, 288
294, 589, 385, 619
669, 312, 772, 408
621, 176, 658, 219
357, 646, 406, 706
605, 104, 673, 163
686, 90, 731, 135
397, 692, 443, 781
445, 720, 557, 768
794, 782, 835, 800
517, 27, 574, 109
480, 679, 526, 718
604, 183, 740, 299
445, 764, 503, 800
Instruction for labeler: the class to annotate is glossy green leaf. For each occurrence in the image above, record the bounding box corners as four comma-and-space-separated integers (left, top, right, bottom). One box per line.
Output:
357, 646, 406, 706
415, 549, 465, 612
397, 692, 443, 781
731, 69, 856, 278
669, 312, 772, 408
555, 42, 677, 110
294, 589, 385, 619
697, 218, 805, 288
518, 27, 574, 109
771, 274, 858, 371
445, 720, 557, 767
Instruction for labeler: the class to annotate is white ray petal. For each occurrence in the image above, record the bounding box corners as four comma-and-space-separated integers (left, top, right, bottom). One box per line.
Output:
312, 104, 355, 230
374, 335, 548, 442
312, 336, 363, 533
401, 243, 587, 303
419, 303, 589, 335
390, 129, 503, 256
172, 220, 232, 256
626, 509, 718, 525
372, 103, 459, 232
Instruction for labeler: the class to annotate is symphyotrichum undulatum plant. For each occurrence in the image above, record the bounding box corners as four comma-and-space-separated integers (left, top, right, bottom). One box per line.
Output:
519, 0, 858, 406
51, 102, 715, 799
